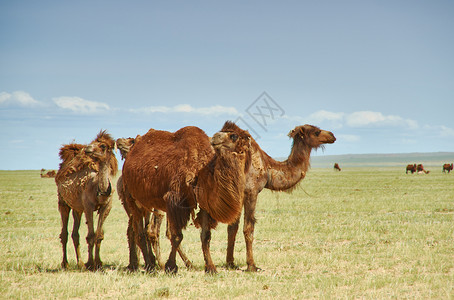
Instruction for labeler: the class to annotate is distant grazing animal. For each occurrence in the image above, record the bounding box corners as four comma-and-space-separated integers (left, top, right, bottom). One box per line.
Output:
442, 163, 453, 173
334, 163, 341, 171
121, 122, 252, 274
406, 164, 417, 174
416, 164, 429, 174
55, 131, 118, 270
116, 136, 192, 271
40, 169, 56, 178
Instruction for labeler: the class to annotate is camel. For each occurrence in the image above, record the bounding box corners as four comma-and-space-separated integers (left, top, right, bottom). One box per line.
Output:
121, 123, 252, 274
334, 163, 341, 171
40, 169, 56, 178
406, 164, 417, 174
442, 163, 453, 173
55, 130, 118, 270
116, 137, 193, 271
416, 164, 429, 174
224, 123, 336, 272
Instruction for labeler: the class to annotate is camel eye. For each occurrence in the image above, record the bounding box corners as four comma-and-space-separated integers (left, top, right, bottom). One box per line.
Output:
100, 144, 107, 150
315, 131, 321, 137
230, 134, 238, 142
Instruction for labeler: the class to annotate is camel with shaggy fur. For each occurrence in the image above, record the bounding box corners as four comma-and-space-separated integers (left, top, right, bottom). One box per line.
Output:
116, 137, 192, 271
224, 123, 336, 271
55, 131, 118, 270
121, 123, 252, 273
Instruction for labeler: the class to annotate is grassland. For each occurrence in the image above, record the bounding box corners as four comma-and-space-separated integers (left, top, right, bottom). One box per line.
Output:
0, 167, 453, 299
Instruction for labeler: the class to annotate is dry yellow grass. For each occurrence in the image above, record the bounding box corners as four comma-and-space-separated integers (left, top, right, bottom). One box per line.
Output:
0, 168, 453, 299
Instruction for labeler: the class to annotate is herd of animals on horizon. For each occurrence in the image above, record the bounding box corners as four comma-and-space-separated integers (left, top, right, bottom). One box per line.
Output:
37, 121, 452, 274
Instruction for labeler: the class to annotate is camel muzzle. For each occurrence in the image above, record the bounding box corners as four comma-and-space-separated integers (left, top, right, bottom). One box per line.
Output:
97, 180, 112, 197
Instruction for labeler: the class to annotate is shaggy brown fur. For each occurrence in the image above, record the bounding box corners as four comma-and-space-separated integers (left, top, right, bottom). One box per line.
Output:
442, 163, 453, 173
121, 123, 252, 274
55, 130, 118, 270
225, 123, 336, 272
116, 137, 193, 271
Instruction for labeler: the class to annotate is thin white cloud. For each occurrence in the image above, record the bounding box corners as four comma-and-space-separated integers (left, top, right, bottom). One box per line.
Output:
0, 91, 42, 107
345, 111, 416, 128
308, 110, 345, 123
53, 96, 110, 114
130, 104, 239, 116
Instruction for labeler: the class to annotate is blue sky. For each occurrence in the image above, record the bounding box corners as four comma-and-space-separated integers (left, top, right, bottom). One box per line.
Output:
1, 0, 453, 170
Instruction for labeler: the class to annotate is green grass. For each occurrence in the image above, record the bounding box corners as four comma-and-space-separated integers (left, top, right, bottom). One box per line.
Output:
1, 168, 453, 299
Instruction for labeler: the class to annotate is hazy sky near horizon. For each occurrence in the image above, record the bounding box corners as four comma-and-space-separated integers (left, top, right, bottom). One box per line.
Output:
1, 0, 453, 170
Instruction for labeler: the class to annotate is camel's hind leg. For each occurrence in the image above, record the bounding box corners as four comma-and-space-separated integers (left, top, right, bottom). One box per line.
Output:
58, 199, 71, 269
132, 214, 156, 272
163, 216, 194, 269
93, 200, 112, 269
71, 210, 84, 268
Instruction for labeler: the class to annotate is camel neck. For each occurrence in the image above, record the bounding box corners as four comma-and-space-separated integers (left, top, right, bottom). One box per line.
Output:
264, 137, 311, 191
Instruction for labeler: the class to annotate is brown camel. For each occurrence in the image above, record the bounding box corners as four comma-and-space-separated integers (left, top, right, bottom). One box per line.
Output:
225, 123, 336, 272
40, 169, 56, 178
443, 163, 453, 173
116, 137, 192, 271
121, 123, 252, 273
334, 163, 341, 171
406, 164, 416, 174
55, 131, 118, 270
416, 164, 429, 174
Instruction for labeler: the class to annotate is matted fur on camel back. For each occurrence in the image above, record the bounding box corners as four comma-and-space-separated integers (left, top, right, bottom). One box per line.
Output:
56, 131, 118, 181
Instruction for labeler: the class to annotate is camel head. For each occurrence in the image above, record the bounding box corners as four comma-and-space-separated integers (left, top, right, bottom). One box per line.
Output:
211, 121, 252, 154
85, 130, 118, 176
211, 121, 253, 172
116, 137, 136, 160
288, 124, 336, 149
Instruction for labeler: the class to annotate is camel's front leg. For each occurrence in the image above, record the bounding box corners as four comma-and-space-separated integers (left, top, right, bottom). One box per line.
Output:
84, 209, 96, 270
226, 219, 240, 269
243, 193, 260, 272
199, 209, 217, 274
71, 210, 83, 268
94, 200, 112, 269
58, 199, 70, 269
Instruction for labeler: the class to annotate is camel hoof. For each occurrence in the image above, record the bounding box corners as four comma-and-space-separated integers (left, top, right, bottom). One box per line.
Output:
85, 262, 96, 271
205, 266, 218, 275
61, 261, 68, 269
165, 262, 178, 274
126, 264, 139, 272
246, 265, 262, 272
225, 262, 240, 270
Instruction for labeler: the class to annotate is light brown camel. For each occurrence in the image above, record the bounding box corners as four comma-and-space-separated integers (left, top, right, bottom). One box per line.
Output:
121, 123, 252, 273
55, 131, 118, 270
116, 137, 193, 271
225, 123, 336, 271
40, 169, 56, 178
